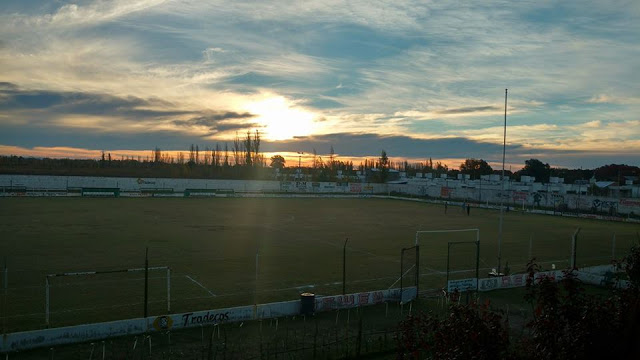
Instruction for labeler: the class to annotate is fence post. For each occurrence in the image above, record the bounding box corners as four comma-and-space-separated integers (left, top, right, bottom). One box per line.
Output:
313, 317, 318, 359
529, 234, 533, 261
2, 258, 7, 335
416, 245, 420, 295
356, 318, 363, 357
207, 326, 215, 360
166, 267, 171, 313
144, 247, 149, 318
343, 238, 348, 295
45, 276, 50, 328
571, 228, 581, 269
400, 248, 404, 295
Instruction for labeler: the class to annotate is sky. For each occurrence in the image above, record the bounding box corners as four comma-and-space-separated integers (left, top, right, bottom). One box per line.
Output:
1, 0, 639, 170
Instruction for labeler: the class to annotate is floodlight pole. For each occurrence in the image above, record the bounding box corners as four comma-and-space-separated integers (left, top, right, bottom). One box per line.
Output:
343, 238, 348, 295
497, 88, 508, 274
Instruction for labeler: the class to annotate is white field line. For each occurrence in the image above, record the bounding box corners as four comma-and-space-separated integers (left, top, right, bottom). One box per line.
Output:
185, 275, 216, 297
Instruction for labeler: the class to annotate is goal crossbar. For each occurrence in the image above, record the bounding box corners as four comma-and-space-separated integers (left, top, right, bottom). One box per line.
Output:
45, 266, 171, 327
415, 228, 480, 246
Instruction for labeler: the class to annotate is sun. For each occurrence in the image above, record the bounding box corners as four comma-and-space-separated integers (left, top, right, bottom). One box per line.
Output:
244, 96, 316, 141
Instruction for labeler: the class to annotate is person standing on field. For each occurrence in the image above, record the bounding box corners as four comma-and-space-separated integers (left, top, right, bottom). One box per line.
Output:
467, 203, 471, 216
444, 201, 448, 214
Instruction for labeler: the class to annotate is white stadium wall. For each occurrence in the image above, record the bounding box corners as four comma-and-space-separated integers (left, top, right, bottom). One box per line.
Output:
1, 174, 639, 216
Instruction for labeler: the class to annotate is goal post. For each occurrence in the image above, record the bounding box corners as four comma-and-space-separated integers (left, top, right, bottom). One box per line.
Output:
45, 266, 171, 327
415, 229, 480, 293
400, 245, 419, 298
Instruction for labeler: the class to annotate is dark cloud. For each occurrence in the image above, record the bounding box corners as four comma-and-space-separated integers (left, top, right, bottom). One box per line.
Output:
0, 82, 18, 91
0, 83, 257, 133
172, 112, 258, 133
0, 82, 189, 118
436, 106, 500, 114
259, 133, 588, 165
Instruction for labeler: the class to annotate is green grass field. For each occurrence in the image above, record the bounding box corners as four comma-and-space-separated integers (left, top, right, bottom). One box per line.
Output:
1, 197, 638, 332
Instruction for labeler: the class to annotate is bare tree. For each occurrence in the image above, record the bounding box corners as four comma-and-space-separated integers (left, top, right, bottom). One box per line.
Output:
244, 130, 253, 166
329, 146, 335, 171
215, 143, 221, 167
189, 144, 195, 164
252, 129, 262, 167
232, 133, 241, 166
224, 143, 229, 167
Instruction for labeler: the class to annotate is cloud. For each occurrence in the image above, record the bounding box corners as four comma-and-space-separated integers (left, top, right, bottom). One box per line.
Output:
436, 106, 501, 115
172, 112, 259, 133
587, 94, 640, 105
2, 0, 167, 31
0, 84, 188, 119
0, 1, 639, 168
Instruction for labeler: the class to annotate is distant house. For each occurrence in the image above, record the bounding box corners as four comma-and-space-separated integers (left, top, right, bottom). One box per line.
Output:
365, 168, 400, 182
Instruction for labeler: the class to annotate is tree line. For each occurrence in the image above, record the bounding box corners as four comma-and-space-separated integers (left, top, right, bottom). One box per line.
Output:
0, 136, 638, 183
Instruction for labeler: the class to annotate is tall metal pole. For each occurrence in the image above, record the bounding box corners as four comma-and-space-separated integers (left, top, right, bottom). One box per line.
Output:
400, 248, 404, 295
3, 257, 7, 334
343, 238, 348, 295
415, 245, 420, 295
476, 233, 480, 293
497, 89, 508, 273
446, 243, 451, 288
45, 276, 50, 327
144, 247, 149, 318
166, 268, 171, 313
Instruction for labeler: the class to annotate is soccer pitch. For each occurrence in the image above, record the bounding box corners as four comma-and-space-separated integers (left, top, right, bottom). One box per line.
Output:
1, 197, 638, 331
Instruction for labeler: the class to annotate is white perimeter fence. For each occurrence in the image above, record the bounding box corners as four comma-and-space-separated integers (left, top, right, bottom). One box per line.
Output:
1, 287, 417, 353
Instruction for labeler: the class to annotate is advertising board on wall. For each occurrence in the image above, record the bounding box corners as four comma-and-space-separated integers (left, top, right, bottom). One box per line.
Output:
1, 288, 412, 352
447, 278, 478, 292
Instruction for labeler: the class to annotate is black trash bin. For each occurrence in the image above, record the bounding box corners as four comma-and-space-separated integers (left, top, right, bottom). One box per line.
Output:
300, 292, 315, 315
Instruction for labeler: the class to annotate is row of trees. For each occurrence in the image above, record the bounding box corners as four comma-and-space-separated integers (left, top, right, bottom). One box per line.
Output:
1, 136, 638, 183
149, 130, 264, 167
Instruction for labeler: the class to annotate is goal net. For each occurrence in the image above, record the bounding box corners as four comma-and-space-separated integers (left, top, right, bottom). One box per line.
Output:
415, 229, 480, 293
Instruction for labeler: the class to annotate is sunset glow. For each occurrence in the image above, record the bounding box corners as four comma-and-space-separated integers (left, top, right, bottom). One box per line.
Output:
245, 97, 317, 141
